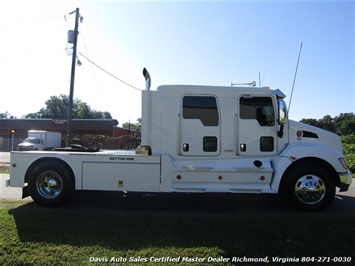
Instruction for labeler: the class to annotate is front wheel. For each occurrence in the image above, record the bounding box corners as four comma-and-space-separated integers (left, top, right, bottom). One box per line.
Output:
282, 165, 335, 212
28, 161, 75, 207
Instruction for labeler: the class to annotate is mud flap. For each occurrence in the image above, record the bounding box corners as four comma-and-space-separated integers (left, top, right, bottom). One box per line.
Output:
22, 186, 30, 199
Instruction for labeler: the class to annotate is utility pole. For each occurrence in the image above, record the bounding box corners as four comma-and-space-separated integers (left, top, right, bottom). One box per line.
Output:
66, 7, 80, 147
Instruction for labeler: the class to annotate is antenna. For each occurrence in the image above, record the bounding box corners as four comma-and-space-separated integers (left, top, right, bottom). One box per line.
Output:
288, 42, 303, 116
259, 72, 261, 87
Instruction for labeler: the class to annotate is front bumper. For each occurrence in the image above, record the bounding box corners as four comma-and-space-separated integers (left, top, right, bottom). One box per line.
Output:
338, 171, 352, 192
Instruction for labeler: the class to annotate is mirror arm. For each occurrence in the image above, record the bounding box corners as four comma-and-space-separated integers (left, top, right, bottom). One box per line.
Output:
278, 125, 284, 138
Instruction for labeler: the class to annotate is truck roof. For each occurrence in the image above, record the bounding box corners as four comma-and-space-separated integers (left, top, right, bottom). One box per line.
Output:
156, 85, 286, 99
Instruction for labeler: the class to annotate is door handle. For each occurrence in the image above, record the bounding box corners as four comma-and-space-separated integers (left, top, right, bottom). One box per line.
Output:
183, 143, 189, 152
240, 143, 246, 152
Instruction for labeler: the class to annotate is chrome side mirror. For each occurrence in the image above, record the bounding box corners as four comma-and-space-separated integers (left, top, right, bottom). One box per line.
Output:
278, 100, 288, 125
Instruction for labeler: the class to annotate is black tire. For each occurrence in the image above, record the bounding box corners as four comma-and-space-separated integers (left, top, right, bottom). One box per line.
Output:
282, 165, 335, 212
28, 161, 75, 207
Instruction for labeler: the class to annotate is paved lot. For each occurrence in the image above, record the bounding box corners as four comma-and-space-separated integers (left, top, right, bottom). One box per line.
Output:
0, 152, 10, 163
0, 152, 16, 200
0, 174, 30, 201
1, 174, 19, 200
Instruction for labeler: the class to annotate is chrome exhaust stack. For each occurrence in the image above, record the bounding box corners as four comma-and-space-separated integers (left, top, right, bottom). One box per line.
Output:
143, 68, 151, 91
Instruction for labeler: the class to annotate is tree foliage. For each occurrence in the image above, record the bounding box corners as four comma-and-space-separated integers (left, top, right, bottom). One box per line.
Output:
122, 118, 141, 132
0, 111, 15, 119
341, 134, 355, 173
300, 113, 355, 136
24, 95, 112, 119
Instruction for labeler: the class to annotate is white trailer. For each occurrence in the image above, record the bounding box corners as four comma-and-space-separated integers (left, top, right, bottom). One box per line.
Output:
17, 130, 62, 151
7, 69, 352, 211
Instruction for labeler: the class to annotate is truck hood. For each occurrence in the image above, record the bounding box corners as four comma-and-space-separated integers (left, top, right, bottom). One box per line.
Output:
18, 143, 33, 147
17, 142, 35, 151
288, 120, 343, 154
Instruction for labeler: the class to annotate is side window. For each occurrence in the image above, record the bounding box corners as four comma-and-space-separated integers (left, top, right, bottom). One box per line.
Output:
240, 97, 275, 126
183, 96, 219, 126
260, 136, 274, 152
203, 136, 217, 152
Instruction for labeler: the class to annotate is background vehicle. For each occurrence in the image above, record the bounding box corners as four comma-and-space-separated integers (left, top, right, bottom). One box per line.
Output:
17, 130, 61, 151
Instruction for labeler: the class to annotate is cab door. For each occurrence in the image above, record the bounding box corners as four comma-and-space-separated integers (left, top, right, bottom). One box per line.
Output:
179, 95, 221, 156
237, 95, 277, 156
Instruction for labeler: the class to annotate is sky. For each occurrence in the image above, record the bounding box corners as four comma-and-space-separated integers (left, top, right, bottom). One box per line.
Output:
0, 0, 354, 126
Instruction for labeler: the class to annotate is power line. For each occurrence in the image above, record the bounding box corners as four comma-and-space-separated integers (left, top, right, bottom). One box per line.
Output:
2, 14, 65, 26
3, 10, 78, 27
78, 52, 141, 92
2, 48, 66, 59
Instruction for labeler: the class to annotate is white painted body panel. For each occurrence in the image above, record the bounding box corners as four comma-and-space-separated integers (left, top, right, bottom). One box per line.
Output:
8, 85, 351, 197
10, 150, 161, 192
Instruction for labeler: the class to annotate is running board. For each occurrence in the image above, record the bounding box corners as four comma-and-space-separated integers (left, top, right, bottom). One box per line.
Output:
229, 189, 262, 193
181, 167, 272, 173
182, 167, 213, 171
174, 188, 207, 193
174, 188, 263, 193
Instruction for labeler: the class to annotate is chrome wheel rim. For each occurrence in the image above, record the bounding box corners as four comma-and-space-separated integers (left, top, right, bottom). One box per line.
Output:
294, 175, 326, 205
36, 171, 63, 199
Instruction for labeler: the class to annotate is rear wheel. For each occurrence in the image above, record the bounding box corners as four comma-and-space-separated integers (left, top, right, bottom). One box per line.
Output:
28, 161, 74, 207
283, 165, 335, 212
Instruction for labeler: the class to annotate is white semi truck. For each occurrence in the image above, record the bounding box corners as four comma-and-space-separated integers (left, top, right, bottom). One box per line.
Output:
6, 69, 352, 211
17, 130, 62, 151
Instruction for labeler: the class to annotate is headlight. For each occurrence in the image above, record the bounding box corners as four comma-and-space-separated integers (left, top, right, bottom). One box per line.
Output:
339, 158, 349, 170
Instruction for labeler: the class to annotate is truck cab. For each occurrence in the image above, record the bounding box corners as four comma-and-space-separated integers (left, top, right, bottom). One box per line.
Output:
17, 137, 43, 151
142, 85, 288, 159
140, 71, 351, 210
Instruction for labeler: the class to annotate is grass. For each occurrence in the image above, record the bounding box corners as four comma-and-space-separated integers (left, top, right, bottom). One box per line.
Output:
0, 165, 9, 174
1, 193, 355, 266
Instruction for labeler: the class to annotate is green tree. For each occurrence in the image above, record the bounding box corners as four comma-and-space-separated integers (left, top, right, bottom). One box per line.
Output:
0, 111, 13, 118
122, 118, 141, 132
333, 113, 355, 136
300, 118, 324, 130
320, 115, 335, 133
301, 113, 354, 136
24, 95, 112, 119
300, 115, 335, 133
342, 134, 355, 146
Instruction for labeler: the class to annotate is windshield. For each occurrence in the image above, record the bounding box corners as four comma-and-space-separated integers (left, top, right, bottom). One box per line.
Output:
23, 138, 38, 144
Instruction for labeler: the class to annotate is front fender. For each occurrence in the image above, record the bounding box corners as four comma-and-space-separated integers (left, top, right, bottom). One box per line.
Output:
271, 156, 292, 192
280, 142, 346, 173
